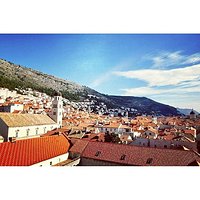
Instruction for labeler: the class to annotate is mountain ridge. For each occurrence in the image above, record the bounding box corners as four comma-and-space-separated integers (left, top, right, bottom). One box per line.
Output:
177, 108, 199, 115
0, 58, 179, 116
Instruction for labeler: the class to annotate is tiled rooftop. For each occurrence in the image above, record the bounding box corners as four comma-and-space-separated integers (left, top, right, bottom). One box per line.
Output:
0, 113, 56, 127
81, 141, 200, 166
0, 135, 70, 166
69, 139, 89, 154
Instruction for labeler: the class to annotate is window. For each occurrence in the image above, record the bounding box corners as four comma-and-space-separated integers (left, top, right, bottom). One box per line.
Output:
120, 154, 126, 160
44, 127, 46, 133
50, 161, 52, 166
53, 112, 56, 115
59, 112, 61, 116
15, 130, 19, 137
36, 128, 39, 135
26, 129, 30, 136
164, 145, 167, 148
154, 145, 157, 148
146, 158, 153, 164
95, 151, 101, 157
53, 104, 57, 108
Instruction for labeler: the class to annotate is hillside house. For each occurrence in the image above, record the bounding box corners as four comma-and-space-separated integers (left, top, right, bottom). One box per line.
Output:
95, 123, 132, 134
0, 102, 24, 113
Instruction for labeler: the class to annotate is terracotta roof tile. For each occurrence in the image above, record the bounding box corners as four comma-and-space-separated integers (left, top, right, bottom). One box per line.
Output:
81, 141, 200, 166
0, 135, 70, 166
69, 139, 89, 154
104, 123, 120, 128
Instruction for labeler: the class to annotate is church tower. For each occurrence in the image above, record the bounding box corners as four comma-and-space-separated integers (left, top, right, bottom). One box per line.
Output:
51, 92, 63, 128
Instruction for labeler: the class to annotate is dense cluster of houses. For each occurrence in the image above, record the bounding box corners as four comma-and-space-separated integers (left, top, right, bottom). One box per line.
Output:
0, 87, 200, 166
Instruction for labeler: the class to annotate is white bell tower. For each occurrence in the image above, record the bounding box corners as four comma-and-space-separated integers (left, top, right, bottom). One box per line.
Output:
51, 92, 63, 128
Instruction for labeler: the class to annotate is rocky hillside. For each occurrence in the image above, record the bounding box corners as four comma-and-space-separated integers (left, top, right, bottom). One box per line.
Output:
108, 96, 179, 116
0, 58, 179, 116
0, 58, 89, 100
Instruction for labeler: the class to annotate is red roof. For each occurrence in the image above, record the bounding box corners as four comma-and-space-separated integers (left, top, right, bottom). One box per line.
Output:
12, 110, 21, 114
82, 133, 105, 142
12, 101, 22, 105
69, 139, 89, 154
0, 135, 70, 166
41, 128, 70, 137
81, 141, 200, 166
163, 134, 175, 140
104, 123, 120, 128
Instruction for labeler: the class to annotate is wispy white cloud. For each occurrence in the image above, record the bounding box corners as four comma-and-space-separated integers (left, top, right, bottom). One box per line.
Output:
113, 61, 200, 111
113, 63, 200, 87
121, 84, 200, 97
150, 51, 200, 68
152, 51, 183, 68
182, 53, 200, 65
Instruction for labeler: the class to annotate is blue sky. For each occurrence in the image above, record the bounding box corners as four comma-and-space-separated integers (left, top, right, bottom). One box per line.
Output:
0, 34, 200, 111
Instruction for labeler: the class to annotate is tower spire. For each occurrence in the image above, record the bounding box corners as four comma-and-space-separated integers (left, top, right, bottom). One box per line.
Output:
50, 91, 63, 128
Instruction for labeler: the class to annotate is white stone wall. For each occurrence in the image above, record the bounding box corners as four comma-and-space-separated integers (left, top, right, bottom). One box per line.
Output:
80, 157, 121, 166
133, 131, 142, 137
96, 127, 132, 135
3, 104, 24, 113
131, 138, 149, 147
5, 123, 58, 141
31, 152, 69, 166
101, 127, 119, 133
130, 137, 197, 150
66, 158, 81, 166
0, 98, 5, 103
150, 139, 172, 148
11, 104, 24, 112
